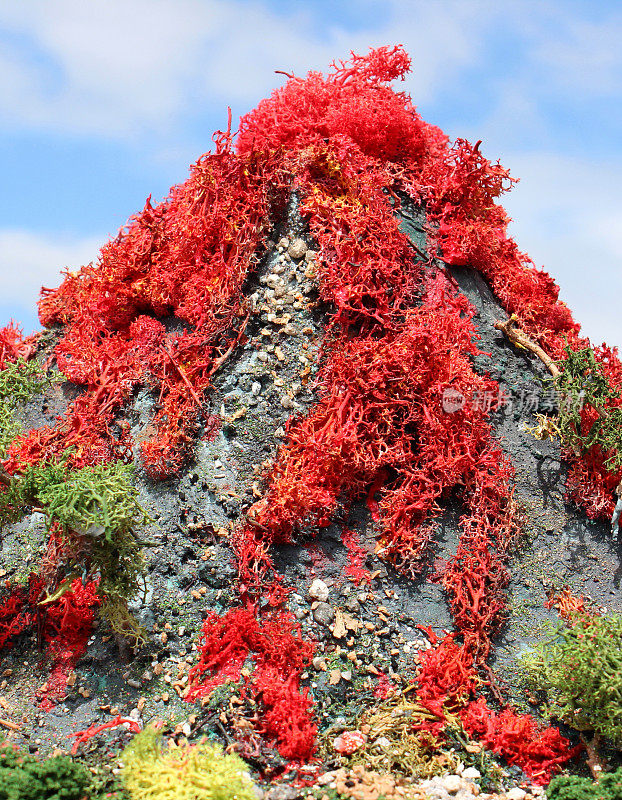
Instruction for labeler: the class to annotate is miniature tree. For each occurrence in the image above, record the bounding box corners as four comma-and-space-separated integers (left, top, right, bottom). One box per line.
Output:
522, 610, 622, 778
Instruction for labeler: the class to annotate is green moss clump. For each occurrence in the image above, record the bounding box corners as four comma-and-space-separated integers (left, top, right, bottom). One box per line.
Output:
0, 740, 90, 800
554, 345, 622, 471
0, 358, 54, 457
0, 458, 149, 642
521, 612, 622, 747
121, 727, 257, 800
547, 768, 622, 800
0, 358, 53, 404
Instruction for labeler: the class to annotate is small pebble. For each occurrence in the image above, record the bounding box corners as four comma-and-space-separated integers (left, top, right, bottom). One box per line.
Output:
288, 238, 307, 260
462, 767, 481, 781
443, 775, 463, 794
309, 579, 330, 602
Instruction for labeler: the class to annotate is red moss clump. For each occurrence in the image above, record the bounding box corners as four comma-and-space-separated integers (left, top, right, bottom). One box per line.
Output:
461, 698, 582, 784
415, 633, 479, 718
0, 575, 100, 707
237, 46, 445, 167
0, 322, 37, 369
545, 588, 594, 625
186, 607, 316, 761
34, 147, 283, 477
409, 635, 580, 784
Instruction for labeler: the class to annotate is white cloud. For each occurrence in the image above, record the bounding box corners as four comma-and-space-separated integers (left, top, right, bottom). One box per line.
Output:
0, 0, 497, 137
527, 12, 622, 96
0, 229, 102, 318
502, 153, 622, 350
1, 0, 620, 139
0, 0, 227, 136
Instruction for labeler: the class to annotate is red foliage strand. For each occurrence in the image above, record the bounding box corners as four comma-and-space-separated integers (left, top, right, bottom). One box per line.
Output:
0, 575, 100, 707
70, 714, 141, 754
186, 607, 316, 760
342, 528, 371, 586
461, 698, 582, 784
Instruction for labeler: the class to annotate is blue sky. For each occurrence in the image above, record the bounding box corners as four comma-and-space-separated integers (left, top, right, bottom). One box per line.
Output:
0, 0, 620, 348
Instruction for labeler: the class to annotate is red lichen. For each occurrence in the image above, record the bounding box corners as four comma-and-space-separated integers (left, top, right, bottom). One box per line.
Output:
461, 698, 582, 784
0, 575, 100, 707
185, 606, 316, 760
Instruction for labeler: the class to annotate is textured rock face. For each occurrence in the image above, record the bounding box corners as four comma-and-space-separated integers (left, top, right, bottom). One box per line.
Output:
0, 196, 617, 763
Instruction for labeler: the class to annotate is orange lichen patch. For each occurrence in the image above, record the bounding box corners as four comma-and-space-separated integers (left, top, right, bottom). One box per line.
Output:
545, 588, 595, 625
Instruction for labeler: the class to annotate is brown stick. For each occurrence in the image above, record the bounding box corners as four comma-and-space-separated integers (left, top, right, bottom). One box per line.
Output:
494, 315, 560, 378
482, 663, 507, 705
581, 733, 606, 781
0, 718, 20, 731
208, 311, 251, 378
0, 466, 12, 488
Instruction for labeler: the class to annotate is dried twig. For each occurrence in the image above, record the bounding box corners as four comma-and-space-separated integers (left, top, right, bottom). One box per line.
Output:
580, 733, 606, 781
494, 315, 560, 378
208, 311, 251, 378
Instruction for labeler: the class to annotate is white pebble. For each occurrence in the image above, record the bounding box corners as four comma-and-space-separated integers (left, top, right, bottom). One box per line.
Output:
309, 578, 330, 602
462, 767, 481, 781
443, 775, 463, 794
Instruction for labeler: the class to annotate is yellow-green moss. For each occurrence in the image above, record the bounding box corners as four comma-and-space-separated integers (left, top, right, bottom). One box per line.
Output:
121, 727, 257, 800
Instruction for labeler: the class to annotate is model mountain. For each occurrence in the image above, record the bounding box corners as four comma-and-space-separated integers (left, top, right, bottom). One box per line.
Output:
0, 46, 620, 799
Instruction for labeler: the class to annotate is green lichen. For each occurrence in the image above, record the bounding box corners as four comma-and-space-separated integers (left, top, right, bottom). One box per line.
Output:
0, 358, 54, 458
521, 611, 622, 747
554, 344, 622, 471
121, 726, 257, 800
0, 740, 90, 800
0, 358, 53, 404
547, 768, 622, 800
0, 458, 150, 642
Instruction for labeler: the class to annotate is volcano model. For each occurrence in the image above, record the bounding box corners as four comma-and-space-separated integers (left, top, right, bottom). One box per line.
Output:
0, 46, 620, 799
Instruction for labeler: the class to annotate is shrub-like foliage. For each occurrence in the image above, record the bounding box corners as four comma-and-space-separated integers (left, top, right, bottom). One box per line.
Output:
0, 357, 52, 403
0, 741, 90, 800
0, 358, 52, 457
522, 612, 622, 746
0, 403, 20, 460
547, 769, 622, 800
0, 459, 148, 638
121, 726, 257, 800
554, 345, 622, 471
